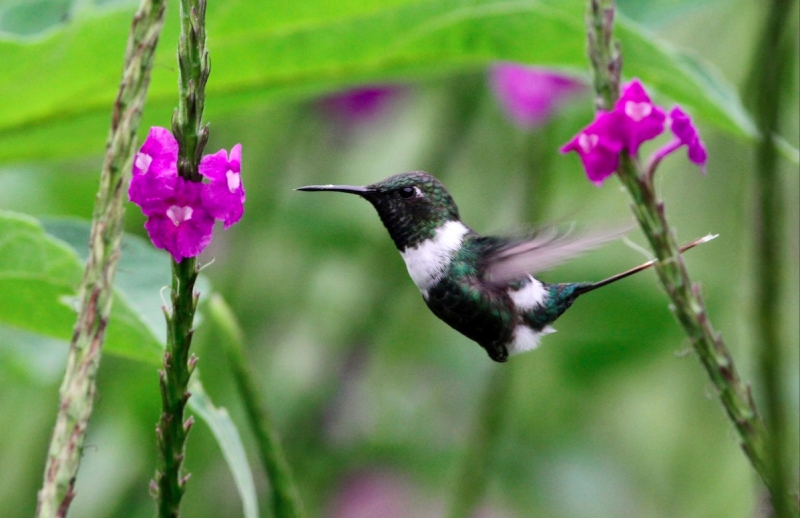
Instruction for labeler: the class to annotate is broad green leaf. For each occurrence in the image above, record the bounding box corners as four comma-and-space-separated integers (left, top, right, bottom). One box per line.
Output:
42, 217, 214, 342
0, 211, 162, 363
0, 210, 162, 364
1, 212, 257, 516
0, 0, 760, 163
188, 376, 259, 518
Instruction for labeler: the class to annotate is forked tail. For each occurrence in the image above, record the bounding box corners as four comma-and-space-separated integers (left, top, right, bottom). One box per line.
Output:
575, 234, 718, 296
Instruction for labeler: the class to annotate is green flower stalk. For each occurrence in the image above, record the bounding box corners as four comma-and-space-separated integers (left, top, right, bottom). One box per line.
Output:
151, 0, 209, 515
581, 0, 797, 514
747, 0, 798, 515
36, 0, 168, 516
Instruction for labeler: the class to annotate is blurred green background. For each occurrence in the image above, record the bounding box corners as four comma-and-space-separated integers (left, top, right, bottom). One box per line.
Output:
0, 0, 798, 517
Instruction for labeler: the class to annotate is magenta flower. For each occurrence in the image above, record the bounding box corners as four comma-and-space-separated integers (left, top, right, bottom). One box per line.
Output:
200, 144, 245, 228
562, 79, 708, 184
318, 86, 403, 124
560, 110, 624, 185
129, 127, 179, 212
669, 106, 708, 169
143, 177, 215, 262
614, 79, 666, 154
129, 126, 245, 261
490, 64, 584, 128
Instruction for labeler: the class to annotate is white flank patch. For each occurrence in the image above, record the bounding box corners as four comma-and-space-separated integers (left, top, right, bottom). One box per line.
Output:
400, 220, 469, 296
509, 325, 556, 355
508, 275, 548, 311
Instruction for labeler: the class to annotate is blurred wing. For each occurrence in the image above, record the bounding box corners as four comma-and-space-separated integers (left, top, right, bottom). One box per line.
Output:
482, 225, 631, 284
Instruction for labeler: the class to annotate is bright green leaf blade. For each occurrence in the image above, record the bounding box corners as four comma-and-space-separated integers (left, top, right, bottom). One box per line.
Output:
0, 211, 162, 364
188, 375, 259, 518
42, 217, 213, 345
0, 0, 766, 163
0, 211, 81, 339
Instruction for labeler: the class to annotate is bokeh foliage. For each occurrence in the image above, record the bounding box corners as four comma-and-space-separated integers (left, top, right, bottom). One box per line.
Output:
0, 0, 798, 517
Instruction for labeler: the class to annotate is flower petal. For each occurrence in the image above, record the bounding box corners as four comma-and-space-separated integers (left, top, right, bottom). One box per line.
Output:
561, 111, 624, 186
142, 177, 215, 262
614, 79, 666, 153
669, 106, 708, 171
490, 63, 584, 129
129, 126, 179, 212
200, 145, 245, 228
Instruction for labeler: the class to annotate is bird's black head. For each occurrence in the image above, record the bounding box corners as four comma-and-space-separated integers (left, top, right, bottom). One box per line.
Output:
298, 171, 461, 250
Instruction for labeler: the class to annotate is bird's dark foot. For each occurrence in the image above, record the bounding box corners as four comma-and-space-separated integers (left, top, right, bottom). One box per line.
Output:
485, 342, 509, 363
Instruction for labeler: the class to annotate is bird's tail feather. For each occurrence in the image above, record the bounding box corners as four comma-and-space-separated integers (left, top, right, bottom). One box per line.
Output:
574, 234, 718, 296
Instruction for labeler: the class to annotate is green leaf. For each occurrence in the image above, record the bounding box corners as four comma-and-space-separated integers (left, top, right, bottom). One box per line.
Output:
188, 375, 259, 518
0, 210, 163, 364
0, 0, 765, 163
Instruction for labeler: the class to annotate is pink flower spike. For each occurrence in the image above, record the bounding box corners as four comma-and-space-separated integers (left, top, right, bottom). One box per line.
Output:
199, 144, 245, 228
144, 178, 215, 262
490, 63, 585, 129
129, 127, 179, 213
560, 110, 625, 186
614, 79, 666, 154
669, 106, 708, 172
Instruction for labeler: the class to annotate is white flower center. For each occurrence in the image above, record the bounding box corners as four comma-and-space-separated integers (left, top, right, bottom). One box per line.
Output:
226, 170, 240, 193
578, 133, 599, 153
625, 101, 652, 122
134, 152, 153, 174
167, 205, 193, 226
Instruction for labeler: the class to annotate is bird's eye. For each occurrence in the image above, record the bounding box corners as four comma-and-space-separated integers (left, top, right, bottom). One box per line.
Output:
399, 186, 416, 199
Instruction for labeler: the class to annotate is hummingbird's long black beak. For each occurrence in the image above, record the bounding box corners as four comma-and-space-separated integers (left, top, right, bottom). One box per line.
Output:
296, 184, 375, 196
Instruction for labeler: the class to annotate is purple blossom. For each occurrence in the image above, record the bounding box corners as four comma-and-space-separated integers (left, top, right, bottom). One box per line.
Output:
129, 127, 179, 212
128, 126, 246, 261
562, 79, 708, 184
143, 177, 215, 262
490, 64, 585, 128
200, 144, 245, 228
669, 106, 708, 169
318, 87, 402, 124
614, 79, 666, 154
560, 110, 624, 186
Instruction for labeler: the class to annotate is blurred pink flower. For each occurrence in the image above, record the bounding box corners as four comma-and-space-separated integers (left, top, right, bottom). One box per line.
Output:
318, 86, 403, 123
490, 63, 585, 128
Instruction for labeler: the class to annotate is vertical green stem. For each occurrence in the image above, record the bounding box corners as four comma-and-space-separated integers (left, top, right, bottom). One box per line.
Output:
154, 257, 199, 518
36, 0, 168, 516
152, 0, 209, 515
209, 295, 307, 518
747, 1, 797, 515
584, 0, 797, 514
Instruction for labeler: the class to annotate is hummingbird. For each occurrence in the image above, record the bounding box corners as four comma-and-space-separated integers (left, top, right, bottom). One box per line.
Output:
298, 171, 713, 362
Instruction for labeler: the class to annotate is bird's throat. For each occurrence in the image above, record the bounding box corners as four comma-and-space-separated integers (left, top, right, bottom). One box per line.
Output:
399, 220, 469, 297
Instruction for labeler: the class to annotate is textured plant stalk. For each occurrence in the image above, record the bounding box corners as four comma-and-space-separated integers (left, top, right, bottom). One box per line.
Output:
747, 0, 798, 515
209, 295, 307, 518
36, 1, 168, 516
152, 1, 209, 515
585, 1, 796, 513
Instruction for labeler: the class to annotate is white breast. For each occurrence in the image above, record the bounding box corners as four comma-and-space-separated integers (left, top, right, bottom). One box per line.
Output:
399, 220, 469, 297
